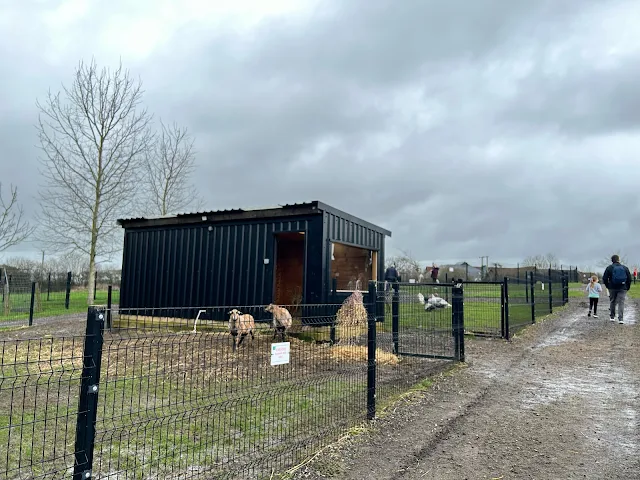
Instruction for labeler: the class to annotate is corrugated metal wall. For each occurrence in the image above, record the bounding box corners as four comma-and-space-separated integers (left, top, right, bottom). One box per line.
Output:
120, 217, 323, 317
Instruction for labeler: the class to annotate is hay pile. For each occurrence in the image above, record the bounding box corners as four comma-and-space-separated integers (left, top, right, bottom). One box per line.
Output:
335, 291, 368, 344
330, 345, 399, 365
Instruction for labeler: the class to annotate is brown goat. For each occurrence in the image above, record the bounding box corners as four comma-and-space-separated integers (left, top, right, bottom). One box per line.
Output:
228, 309, 255, 352
264, 303, 292, 342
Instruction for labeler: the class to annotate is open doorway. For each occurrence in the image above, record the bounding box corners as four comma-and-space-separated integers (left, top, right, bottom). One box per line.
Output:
273, 232, 305, 307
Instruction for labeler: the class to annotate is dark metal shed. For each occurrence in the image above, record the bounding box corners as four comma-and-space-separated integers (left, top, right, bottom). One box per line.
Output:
116, 201, 391, 322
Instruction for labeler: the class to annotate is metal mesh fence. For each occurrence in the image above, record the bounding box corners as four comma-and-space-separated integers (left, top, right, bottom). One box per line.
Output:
94, 304, 370, 479
0, 269, 120, 326
532, 276, 553, 317
373, 282, 460, 410
505, 277, 534, 336
2, 288, 461, 480
457, 282, 503, 336
0, 335, 87, 479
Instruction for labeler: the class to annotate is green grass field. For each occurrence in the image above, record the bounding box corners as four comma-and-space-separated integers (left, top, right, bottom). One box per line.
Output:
0, 288, 120, 322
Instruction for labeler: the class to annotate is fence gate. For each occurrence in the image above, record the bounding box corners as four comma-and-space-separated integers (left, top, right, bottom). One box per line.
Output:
375, 282, 463, 362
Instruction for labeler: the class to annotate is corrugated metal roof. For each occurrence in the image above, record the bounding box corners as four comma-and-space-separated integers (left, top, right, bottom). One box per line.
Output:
116, 200, 391, 237
117, 202, 320, 224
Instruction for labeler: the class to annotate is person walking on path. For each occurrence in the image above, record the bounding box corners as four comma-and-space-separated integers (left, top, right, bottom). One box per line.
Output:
586, 275, 603, 318
602, 255, 632, 324
430, 263, 440, 284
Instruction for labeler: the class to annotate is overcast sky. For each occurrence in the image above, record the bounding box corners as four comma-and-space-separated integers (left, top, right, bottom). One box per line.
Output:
1, 0, 638, 270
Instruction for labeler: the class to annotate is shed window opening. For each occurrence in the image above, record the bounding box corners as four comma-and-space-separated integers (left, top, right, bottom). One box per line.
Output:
330, 242, 376, 292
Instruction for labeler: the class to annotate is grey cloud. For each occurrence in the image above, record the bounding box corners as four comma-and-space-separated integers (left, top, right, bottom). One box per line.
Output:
498, 59, 640, 136
1, 0, 639, 269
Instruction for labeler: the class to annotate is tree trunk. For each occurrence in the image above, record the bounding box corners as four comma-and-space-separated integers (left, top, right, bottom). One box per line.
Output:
87, 257, 96, 305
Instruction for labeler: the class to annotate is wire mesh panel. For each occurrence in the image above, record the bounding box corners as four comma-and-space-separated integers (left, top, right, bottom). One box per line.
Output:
0, 269, 120, 326
506, 277, 533, 335
0, 273, 33, 324
375, 282, 457, 359
373, 282, 458, 409
0, 335, 87, 479
551, 275, 566, 308
93, 303, 369, 479
459, 282, 503, 336
533, 275, 553, 317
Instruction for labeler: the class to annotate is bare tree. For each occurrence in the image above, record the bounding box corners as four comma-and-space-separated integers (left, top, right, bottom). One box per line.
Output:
386, 249, 422, 280
35, 58, 153, 304
522, 253, 559, 269
144, 119, 204, 216
597, 251, 629, 268
0, 183, 35, 253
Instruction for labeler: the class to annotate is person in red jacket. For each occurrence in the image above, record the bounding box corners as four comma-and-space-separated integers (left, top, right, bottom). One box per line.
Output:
430, 263, 440, 284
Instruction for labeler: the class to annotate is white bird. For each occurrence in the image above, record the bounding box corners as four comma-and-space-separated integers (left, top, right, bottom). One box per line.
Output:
417, 293, 451, 311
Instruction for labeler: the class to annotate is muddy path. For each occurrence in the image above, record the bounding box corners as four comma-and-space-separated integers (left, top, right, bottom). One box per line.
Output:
291, 298, 640, 480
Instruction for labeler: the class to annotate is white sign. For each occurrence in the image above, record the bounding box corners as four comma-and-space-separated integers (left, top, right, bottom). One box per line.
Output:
409, 279, 416, 283
270, 342, 290, 366
449, 267, 454, 272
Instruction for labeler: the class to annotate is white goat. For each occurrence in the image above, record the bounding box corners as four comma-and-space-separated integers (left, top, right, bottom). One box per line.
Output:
228, 309, 255, 352
417, 293, 452, 312
264, 303, 292, 341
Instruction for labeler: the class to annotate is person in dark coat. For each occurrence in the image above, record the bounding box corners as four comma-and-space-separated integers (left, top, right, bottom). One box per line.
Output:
602, 254, 632, 324
384, 264, 399, 283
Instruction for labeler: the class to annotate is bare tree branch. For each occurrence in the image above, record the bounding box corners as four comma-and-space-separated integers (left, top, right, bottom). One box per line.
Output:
385, 249, 422, 280
597, 250, 629, 268
0, 183, 35, 253
521, 253, 559, 269
35, 58, 154, 304
143, 119, 204, 216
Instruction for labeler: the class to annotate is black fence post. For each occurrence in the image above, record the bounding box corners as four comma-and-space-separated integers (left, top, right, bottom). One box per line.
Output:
330, 278, 337, 344
503, 278, 510, 340
500, 280, 506, 339
93, 271, 98, 301
29, 281, 36, 326
65, 271, 72, 309
530, 271, 536, 324
452, 282, 465, 362
106, 285, 113, 330
47, 272, 51, 301
392, 282, 400, 355
548, 279, 553, 313
73, 307, 105, 480
465, 263, 469, 281
366, 281, 377, 420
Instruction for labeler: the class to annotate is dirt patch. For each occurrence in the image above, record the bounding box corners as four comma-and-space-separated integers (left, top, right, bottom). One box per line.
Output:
289, 298, 640, 480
